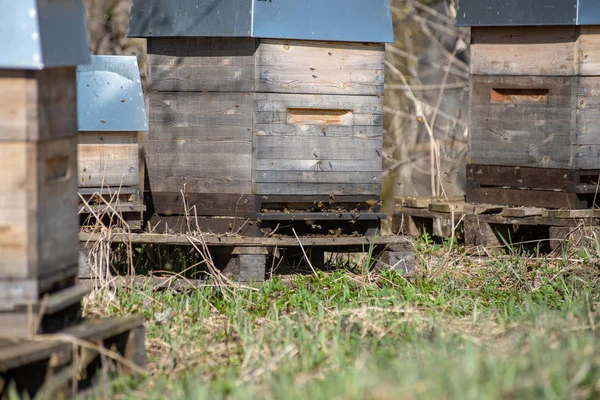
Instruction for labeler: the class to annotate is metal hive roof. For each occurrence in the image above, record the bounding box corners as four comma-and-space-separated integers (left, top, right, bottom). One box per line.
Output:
456, 0, 600, 26
0, 0, 90, 70
128, 0, 394, 43
77, 56, 149, 132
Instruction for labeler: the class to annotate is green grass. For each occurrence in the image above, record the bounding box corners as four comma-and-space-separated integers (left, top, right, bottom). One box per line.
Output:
82, 238, 600, 399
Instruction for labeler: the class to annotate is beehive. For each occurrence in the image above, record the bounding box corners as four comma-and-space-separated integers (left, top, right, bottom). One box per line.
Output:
128, 0, 393, 233
76, 55, 148, 229
0, 0, 90, 310
458, 0, 600, 209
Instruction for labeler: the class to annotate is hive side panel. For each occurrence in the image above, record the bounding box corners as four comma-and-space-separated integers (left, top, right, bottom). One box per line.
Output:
36, 67, 78, 140
147, 92, 253, 215
78, 131, 140, 188
36, 137, 80, 281
147, 37, 257, 92
0, 142, 36, 279
253, 93, 382, 195
469, 75, 576, 168
0, 71, 35, 141
257, 40, 385, 95
470, 27, 578, 76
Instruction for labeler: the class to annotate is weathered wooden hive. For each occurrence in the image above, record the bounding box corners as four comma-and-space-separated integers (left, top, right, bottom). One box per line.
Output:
76, 55, 148, 230
0, 0, 89, 322
458, 0, 600, 209
128, 0, 394, 235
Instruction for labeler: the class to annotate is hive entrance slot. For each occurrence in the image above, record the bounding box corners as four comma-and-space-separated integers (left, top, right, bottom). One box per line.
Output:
491, 88, 549, 104
287, 108, 353, 125
45, 156, 70, 183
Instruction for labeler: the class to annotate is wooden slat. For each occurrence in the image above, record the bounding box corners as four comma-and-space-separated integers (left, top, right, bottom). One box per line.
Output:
150, 193, 258, 217
253, 171, 381, 184
572, 145, 600, 169
78, 132, 139, 188
253, 124, 382, 138
466, 187, 587, 209
253, 183, 381, 195
79, 232, 412, 249
255, 159, 382, 172
466, 165, 577, 190
501, 207, 544, 217
470, 26, 578, 76
257, 212, 386, 221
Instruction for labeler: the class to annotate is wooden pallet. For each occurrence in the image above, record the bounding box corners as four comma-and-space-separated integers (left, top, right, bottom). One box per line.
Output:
0, 316, 145, 399
393, 196, 600, 252
79, 232, 415, 282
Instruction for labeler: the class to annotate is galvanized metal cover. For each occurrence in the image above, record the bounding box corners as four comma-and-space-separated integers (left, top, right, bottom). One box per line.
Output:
128, 0, 394, 43
77, 56, 148, 132
456, 0, 600, 26
0, 0, 90, 70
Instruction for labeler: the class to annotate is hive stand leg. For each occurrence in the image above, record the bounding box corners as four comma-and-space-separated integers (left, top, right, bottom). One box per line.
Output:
374, 244, 416, 277
464, 220, 504, 249
222, 247, 268, 283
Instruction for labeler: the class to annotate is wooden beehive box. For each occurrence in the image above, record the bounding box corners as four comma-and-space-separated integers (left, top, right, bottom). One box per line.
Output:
458, 0, 600, 209
128, 0, 393, 234
76, 56, 148, 230
0, 0, 90, 311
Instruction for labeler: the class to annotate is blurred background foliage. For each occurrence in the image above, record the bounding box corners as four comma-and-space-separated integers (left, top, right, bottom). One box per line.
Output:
82, 0, 469, 212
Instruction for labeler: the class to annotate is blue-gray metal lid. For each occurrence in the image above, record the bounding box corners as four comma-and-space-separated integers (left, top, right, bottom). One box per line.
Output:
0, 0, 90, 70
128, 0, 394, 43
456, 0, 600, 26
77, 56, 149, 132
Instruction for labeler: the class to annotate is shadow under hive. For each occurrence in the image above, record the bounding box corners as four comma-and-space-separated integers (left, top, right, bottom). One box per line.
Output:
457, 0, 600, 209
127, 0, 394, 236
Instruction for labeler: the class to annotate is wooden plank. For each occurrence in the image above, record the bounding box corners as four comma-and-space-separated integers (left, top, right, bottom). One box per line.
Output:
470, 26, 578, 76
542, 209, 600, 219
579, 26, 600, 76
78, 131, 139, 188
466, 186, 588, 209
255, 159, 382, 172
253, 124, 382, 138
253, 171, 380, 184
147, 37, 257, 92
79, 232, 413, 249
148, 215, 261, 236
466, 165, 577, 190
253, 183, 381, 195
257, 40, 384, 95
427, 202, 465, 213
150, 193, 258, 217
257, 212, 386, 221
501, 207, 544, 218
